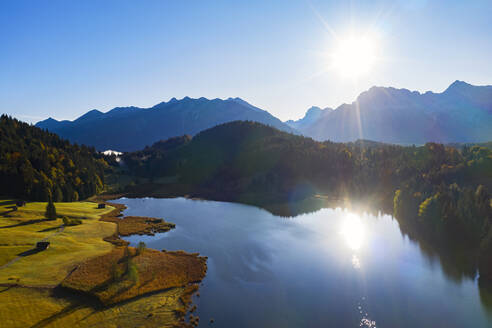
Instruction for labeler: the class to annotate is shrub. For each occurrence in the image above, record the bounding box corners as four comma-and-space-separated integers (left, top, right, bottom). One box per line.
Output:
62, 216, 82, 226
136, 241, 147, 255
127, 259, 139, 284
112, 263, 125, 281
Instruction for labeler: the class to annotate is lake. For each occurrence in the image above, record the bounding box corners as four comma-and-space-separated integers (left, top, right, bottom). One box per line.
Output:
119, 197, 492, 328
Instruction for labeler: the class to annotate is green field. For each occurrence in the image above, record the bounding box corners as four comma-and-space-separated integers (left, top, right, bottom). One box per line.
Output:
0, 199, 202, 328
0, 200, 116, 286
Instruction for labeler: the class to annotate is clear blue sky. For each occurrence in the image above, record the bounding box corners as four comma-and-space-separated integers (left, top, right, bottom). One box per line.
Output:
1, 0, 491, 123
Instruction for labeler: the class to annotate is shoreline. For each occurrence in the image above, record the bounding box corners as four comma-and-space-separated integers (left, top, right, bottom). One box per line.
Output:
104, 191, 492, 286
0, 197, 207, 328
101, 185, 393, 218
73, 196, 208, 324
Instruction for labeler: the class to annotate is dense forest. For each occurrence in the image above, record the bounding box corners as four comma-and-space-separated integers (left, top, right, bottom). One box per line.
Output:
0, 115, 111, 201
121, 121, 492, 281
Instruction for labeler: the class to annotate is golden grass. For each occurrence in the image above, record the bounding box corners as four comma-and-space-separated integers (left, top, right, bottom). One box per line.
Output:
62, 247, 207, 305
0, 245, 31, 267
0, 201, 116, 286
97, 199, 175, 243
0, 198, 206, 327
101, 216, 176, 236
0, 286, 187, 328
18, 201, 115, 220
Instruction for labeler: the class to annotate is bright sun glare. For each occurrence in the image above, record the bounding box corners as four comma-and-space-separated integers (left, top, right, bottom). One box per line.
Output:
331, 35, 378, 79
340, 213, 365, 251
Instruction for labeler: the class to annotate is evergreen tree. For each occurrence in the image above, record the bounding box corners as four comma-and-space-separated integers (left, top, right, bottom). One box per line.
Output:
45, 198, 57, 219
0, 115, 111, 202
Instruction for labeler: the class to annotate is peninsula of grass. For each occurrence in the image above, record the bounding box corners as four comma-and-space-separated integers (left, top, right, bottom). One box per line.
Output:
0, 198, 208, 327
95, 197, 176, 244
61, 247, 207, 305
101, 215, 176, 236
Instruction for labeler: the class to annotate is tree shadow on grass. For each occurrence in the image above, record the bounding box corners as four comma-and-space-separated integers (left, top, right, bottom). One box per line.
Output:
30, 302, 85, 328
0, 218, 56, 229
30, 284, 181, 328
34, 278, 186, 328
17, 248, 44, 257
0, 285, 13, 293
0, 207, 17, 216
37, 225, 62, 232
29, 286, 105, 328
32, 283, 143, 328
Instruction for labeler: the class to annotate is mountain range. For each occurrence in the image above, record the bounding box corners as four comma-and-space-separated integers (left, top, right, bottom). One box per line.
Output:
36, 81, 492, 151
286, 80, 492, 144
36, 97, 294, 151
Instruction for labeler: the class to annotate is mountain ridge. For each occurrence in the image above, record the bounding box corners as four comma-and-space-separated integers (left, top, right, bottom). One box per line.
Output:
291, 80, 492, 144
36, 97, 296, 152
36, 81, 492, 151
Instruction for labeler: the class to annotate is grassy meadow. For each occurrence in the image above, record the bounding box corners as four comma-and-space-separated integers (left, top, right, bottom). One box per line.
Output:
0, 200, 116, 286
0, 199, 206, 328
0, 285, 184, 328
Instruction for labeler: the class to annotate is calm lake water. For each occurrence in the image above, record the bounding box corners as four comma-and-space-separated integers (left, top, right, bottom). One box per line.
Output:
119, 197, 492, 328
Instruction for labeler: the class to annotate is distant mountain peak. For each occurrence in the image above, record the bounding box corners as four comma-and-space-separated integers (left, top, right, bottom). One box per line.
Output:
74, 109, 104, 122
285, 106, 327, 130
227, 97, 263, 112
227, 97, 244, 102
109, 106, 138, 112
359, 85, 416, 99
36, 117, 62, 130
306, 106, 323, 115
37, 117, 58, 124
444, 80, 472, 93
450, 80, 470, 87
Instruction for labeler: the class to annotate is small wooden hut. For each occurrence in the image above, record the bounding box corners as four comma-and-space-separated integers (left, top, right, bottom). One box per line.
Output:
16, 200, 26, 207
36, 241, 50, 250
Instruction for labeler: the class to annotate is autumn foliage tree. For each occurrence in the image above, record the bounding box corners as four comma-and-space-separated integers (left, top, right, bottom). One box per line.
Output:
0, 115, 110, 201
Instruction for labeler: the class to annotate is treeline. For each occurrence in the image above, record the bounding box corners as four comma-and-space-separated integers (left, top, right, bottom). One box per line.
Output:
0, 115, 110, 201
122, 135, 192, 179
123, 121, 491, 201
392, 144, 492, 280
121, 121, 492, 279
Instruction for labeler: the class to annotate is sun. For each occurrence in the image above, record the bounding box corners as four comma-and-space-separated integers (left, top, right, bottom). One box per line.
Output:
330, 34, 378, 79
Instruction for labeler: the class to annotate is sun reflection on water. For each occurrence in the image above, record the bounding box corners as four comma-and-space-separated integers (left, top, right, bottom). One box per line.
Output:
352, 255, 361, 269
340, 213, 366, 251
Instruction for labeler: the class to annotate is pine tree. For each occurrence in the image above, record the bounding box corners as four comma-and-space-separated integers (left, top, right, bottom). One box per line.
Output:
45, 198, 57, 219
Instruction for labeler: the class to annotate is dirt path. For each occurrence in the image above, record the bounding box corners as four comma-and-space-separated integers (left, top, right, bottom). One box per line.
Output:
0, 225, 65, 270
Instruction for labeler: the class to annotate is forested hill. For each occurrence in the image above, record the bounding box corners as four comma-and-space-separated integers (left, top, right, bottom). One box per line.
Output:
121, 121, 492, 281
124, 121, 492, 202
0, 115, 110, 201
